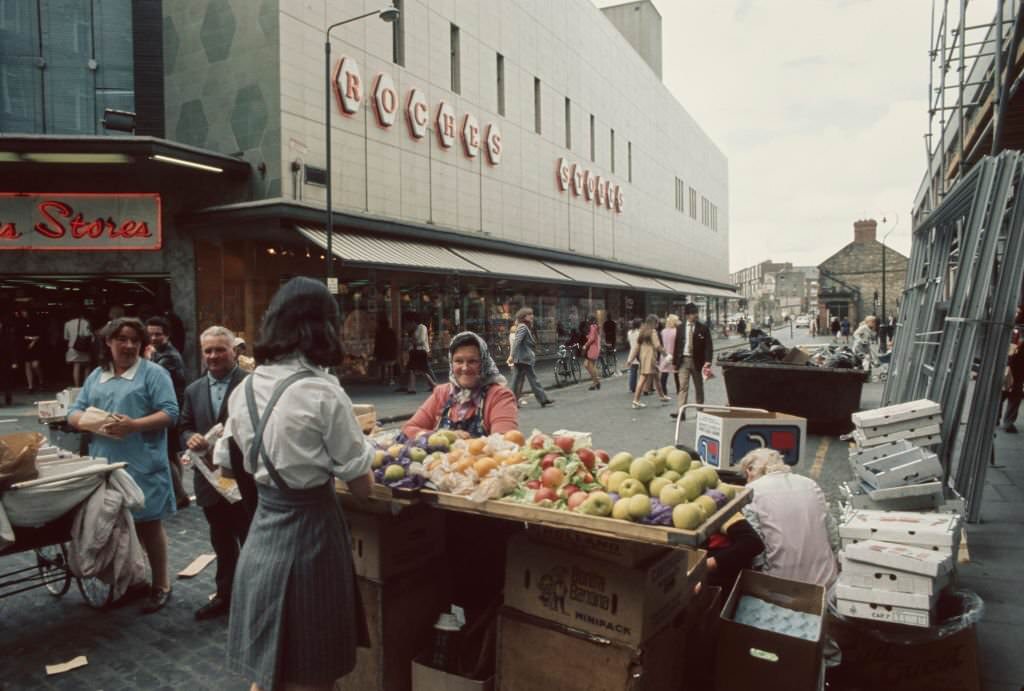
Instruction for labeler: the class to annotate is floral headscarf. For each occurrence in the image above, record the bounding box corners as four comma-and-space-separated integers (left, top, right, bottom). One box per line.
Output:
446, 331, 507, 420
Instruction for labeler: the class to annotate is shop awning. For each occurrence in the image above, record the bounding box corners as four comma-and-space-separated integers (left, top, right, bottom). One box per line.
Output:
449, 247, 568, 282
655, 278, 736, 299
297, 227, 482, 273
542, 261, 630, 287
601, 269, 672, 292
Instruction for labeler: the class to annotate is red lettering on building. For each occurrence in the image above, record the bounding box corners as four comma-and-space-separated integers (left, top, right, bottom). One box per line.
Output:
414, 102, 428, 126
345, 72, 361, 101
0, 222, 21, 239
443, 114, 455, 137
491, 134, 502, 155
33, 200, 151, 241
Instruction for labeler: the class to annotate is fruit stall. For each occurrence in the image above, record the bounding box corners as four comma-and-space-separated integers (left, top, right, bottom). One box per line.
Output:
335, 428, 750, 691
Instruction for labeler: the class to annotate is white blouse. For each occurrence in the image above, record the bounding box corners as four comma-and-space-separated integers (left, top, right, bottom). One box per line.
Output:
215, 356, 373, 488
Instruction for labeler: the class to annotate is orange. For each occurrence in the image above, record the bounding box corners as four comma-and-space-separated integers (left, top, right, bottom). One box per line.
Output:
474, 457, 498, 477
453, 459, 474, 474
467, 438, 487, 455
503, 430, 526, 446
502, 451, 524, 466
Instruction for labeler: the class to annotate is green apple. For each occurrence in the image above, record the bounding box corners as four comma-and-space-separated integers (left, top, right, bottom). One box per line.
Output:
387, 444, 404, 458
718, 483, 739, 500
676, 476, 702, 502
651, 455, 667, 476
441, 430, 459, 444
384, 464, 405, 482
579, 491, 613, 517
608, 452, 633, 473
672, 503, 703, 530
700, 466, 720, 489
683, 470, 707, 494
666, 449, 691, 473
372, 450, 387, 469
618, 478, 648, 498
694, 495, 718, 521
629, 458, 656, 484
408, 447, 427, 463
659, 483, 688, 507
427, 433, 450, 450
627, 494, 652, 520
606, 470, 630, 493
612, 498, 633, 520
690, 460, 704, 471
649, 476, 672, 498
661, 470, 681, 483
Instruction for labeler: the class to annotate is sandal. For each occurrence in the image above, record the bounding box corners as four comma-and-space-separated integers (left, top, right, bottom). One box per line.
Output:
631, 400, 647, 409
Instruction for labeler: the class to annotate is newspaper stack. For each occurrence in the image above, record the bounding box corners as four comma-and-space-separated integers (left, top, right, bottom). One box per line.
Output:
834, 536, 955, 628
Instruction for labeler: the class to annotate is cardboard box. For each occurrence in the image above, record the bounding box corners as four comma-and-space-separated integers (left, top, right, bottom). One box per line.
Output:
852, 424, 941, 448
495, 607, 687, 691
523, 524, 668, 567
694, 409, 807, 467
840, 480, 946, 512
856, 452, 943, 490
854, 413, 943, 440
851, 399, 942, 428
835, 582, 936, 610
839, 510, 961, 553
849, 439, 915, 464
843, 538, 954, 578
347, 505, 445, 583
833, 597, 931, 628
411, 660, 492, 691
502, 532, 705, 647
335, 564, 452, 691
839, 554, 949, 595
716, 570, 826, 691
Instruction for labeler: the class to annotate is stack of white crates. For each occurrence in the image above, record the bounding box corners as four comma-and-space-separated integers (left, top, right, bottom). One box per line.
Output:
836, 510, 961, 627
842, 400, 947, 511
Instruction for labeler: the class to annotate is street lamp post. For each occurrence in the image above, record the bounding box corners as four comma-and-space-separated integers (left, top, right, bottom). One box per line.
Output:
881, 213, 899, 350
325, 6, 400, 289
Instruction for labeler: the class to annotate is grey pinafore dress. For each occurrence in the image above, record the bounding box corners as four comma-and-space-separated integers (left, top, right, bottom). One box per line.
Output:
227, 371, 368, 690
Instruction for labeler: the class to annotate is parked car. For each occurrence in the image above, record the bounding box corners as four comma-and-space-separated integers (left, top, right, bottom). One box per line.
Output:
795, 315, 811, 328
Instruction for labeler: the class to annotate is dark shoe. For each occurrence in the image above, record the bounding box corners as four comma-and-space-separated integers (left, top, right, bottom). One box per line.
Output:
141, 587, 172, 614
588, 385, 598, 391
405, 389, 417, 394
541, 400, 555, 407
669, 412, 679, 419
1005, 423, 1018, 433
176, 496, 191, 510
116, 581, 151, 606
195, 595, 230, 620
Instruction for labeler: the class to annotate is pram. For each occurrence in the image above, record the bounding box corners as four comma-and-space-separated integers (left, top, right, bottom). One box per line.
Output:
0, 451, 128, 608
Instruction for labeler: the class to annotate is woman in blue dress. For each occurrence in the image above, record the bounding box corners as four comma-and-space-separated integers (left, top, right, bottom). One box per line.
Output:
69, 317, 179, 613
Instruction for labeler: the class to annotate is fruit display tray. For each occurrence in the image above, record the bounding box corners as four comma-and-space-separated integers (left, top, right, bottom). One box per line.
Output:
419, 486, 753, 548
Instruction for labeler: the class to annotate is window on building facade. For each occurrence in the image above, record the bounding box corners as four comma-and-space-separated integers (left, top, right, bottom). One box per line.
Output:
610, 128, 615, 173
628, 141, 632, 182
675, 178, 685, 213
589, 114, 595, 161
392, 0, 405, 65
534, 77, 541, 134
496, 53, 505, 116
450, 24, 461, 94
689, 187, 697, 219
564, 97, 571, 149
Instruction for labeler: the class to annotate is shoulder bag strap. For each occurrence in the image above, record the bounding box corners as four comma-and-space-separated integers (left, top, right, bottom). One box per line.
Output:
245, 370, 315, 491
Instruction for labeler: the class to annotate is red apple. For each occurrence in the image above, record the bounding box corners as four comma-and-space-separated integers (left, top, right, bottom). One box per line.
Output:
562, 484, 580, 497
541, 453, 561, 470
567, 491, 588, 510
576, 448, 596, 469
534, 487, 558, 503
526, 479, 541, 490
541, 467, 565, 489
554, 436, 575, 454
595, 449, 610, 463
582, 472, 594, 484
530, 435, 547, 449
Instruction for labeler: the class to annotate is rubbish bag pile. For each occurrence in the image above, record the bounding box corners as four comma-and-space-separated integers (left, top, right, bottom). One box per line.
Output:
719, 341, 863, 369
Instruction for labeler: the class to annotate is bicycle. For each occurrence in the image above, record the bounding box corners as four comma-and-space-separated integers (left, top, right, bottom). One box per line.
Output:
598, 344, 618, 378
553, 344, 575, 387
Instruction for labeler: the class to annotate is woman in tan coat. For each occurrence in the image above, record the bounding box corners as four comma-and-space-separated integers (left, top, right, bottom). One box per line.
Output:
628, 315, 669, 408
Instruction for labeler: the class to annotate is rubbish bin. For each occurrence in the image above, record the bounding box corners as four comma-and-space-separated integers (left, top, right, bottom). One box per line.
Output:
719, 361, 868, 434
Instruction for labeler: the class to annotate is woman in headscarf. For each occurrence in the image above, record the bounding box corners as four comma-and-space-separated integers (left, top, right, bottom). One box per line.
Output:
402, 331, 519, 438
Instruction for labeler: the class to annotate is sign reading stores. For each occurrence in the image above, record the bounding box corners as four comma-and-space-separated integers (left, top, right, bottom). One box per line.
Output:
557, 158, 623, 213
0, 193, 162, 251
334, 57, 502, 165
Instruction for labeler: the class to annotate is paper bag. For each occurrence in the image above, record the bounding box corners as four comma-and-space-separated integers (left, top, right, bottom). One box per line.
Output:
183, 424, 242, 504
76, 406, 121, 438
0, 431, 45, 489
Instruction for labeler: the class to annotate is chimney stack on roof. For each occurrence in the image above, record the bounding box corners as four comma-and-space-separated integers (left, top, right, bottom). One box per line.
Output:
854, 219, 878, 244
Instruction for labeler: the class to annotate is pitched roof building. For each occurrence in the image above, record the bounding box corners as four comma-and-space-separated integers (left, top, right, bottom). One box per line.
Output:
818, 219, 908, 325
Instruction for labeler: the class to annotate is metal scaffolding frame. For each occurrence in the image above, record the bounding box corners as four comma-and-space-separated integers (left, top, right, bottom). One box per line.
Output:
884, 152, 1024, 522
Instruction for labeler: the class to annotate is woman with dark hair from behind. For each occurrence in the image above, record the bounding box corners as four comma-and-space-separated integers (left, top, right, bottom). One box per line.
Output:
216, 276, 374, 691
582, 315, 602, 390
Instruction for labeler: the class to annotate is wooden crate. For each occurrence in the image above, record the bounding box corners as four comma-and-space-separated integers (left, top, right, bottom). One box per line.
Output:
335, 562, 452, 691
353, 404, 377, 434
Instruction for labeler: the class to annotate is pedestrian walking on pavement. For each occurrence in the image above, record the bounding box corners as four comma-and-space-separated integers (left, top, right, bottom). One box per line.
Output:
670, 303, 713, 419
626, 318, 642, 393
178, 325, 252, 620
64, 310, 93, 387
999, 305, 1024, 433
830, 317, 841, 341
15, 308, 45, 393
374, 313, 399, 386
0, 310, 16, 406
630, 315, 669, 408
583, 315, 602, 390
659, 314, 681, 396
145, 316, 191, 510
401, 315, 438, 394
219, 277, 374, 691
510, 307, 554, 408
840, 317, 851, 344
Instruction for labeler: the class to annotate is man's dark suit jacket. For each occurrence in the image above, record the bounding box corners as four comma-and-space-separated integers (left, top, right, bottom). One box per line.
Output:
179, 367, 250, 509
672, 320, 714, 371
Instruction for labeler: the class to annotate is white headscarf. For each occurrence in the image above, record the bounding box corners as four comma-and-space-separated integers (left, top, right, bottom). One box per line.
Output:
446, 331, 507, 417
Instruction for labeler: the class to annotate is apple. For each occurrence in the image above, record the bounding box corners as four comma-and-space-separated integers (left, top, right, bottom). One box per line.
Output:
581, 472, 594, 484
595, 449, 610, 464
606, 471, 630, 493
427, 433, 450, 450
541, 467, 565, 489
661, 470, 681, 482
694, 495, 718, 521
676, 476, 702, 502
562, 484, 581, 497
701, 466, 720, 489
659, 484, 688, 507
598, 469, 611, 486
579, 491, 613, 516
618, 478, 647, 498
530, 435, 547, 449
534, 487, 558, 503
608, 452, 633, 473
690, 460, 704, 472
683, 470, 708, 494
387, 444, 404, 458
408, 447, 427, 463
612, 498, 633, 520
372, 450, 387, 469
629, 458, 656, 484
567, 491, 589, 510
718, 483, 739, 500
541, 453, 562, 469
649, 477, 672, 498
554, 436, 575, 454
576, 448, 596, 469
627, 494, 652, 520
666, 449, 691, 474
526, 479, 541, 490
672, 503, 702, 530
383, 464, 405, 482
440, 430, 459, 444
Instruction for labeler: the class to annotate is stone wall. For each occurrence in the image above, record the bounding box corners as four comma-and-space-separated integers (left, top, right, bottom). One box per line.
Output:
819, 240, 908, 322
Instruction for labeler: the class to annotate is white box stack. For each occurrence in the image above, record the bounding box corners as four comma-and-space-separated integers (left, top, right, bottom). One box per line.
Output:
836, 514, 959, 628
850, 399, 942, 448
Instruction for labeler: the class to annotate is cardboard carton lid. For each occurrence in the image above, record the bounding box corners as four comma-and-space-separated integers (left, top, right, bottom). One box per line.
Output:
839, 510, 961, 546
842, 539, 953, 577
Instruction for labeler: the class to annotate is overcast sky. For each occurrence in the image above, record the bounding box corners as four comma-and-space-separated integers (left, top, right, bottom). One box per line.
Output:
594, 0, 988, 272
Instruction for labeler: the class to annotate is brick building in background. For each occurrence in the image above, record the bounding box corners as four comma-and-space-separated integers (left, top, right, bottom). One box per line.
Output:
817, 219, 908, 326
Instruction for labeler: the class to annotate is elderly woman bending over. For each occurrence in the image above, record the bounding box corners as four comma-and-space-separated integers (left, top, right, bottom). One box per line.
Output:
739, 448, 838, 587
403, 332, 518, 439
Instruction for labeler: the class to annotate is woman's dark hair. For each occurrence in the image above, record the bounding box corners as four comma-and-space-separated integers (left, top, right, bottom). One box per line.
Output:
145, 315, 170, 334
99, 317, 147, 370
630, 318, 642, 330
254, 277, 342, 367
587, 315, 597, 325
